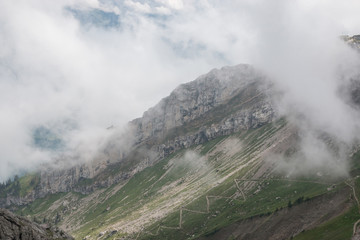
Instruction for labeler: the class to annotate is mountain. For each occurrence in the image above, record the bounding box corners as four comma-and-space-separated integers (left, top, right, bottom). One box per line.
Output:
0, 64, 275, 205
0, 208, 73, 240
1, 36, 360, 240
343, 34, 360, 51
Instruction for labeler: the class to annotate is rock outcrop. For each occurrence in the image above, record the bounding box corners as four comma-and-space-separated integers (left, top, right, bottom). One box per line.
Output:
0, 208, 74, 240
343, 34, 360, 51
1, 64, 276, 206
131, 64, 268, 143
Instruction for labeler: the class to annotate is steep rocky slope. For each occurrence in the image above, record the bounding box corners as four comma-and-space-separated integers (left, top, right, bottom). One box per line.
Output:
131, 64, 271, 144
8, 118, 360, 240
0, 64, 275, 207
0, 208, 73, 240
1, 35, 360, 240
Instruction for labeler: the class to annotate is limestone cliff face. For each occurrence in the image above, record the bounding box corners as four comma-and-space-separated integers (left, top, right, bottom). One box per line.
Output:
131, 64, 268, 143
0, 208, 73, 240
130, 65, 274, 158
0, 64, 276, 206
154, 99, 274, 159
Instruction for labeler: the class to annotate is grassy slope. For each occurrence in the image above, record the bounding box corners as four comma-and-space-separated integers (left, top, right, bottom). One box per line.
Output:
18, 192, 67, 216
10, 119, 360, 240
292, 152, 360, 240
19, 174, 39, 196
0, 173, 40, 198
293, 206, 360, 240
140, 178, 331, 240
73, 120, 290, 239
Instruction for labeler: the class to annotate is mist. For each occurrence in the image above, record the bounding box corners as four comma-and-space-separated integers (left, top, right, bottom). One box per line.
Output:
1, 0, 360, 181
246, 1, 360, 176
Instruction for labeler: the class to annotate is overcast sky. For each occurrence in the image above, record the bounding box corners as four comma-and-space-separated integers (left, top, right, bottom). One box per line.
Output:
0, 0, 360, 181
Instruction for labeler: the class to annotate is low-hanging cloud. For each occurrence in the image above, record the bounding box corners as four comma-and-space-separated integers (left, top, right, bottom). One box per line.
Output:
0, 0, 360, 181
244, 0, 360, 176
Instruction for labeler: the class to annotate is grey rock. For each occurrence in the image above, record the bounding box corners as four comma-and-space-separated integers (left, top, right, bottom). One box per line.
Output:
0, 208, 74, 240
1, 64, 275, 207
131, 64, 266, 142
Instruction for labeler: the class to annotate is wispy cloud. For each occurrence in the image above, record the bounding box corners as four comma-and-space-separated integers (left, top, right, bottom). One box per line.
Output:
0, 0, 359, 181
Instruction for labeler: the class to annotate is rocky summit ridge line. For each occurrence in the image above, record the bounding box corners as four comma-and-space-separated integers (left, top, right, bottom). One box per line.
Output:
1, 35, 360, 240
0, 64, 276, 207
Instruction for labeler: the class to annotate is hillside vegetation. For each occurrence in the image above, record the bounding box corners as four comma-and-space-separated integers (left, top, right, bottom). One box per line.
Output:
9, 119, 360, 240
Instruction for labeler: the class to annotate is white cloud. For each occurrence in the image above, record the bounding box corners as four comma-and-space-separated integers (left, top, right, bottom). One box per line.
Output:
0, 0, 360, 181
154, 6, 171, 15
125, 0, 151, 13
155, 0, 184, 10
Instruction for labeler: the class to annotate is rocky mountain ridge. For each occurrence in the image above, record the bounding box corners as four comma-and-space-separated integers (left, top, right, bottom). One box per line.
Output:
0, 208, 73, 240
0, 36, 360, 226
1, 35, 360, 240
131, 64, 268, 142
0, 64, 276, 207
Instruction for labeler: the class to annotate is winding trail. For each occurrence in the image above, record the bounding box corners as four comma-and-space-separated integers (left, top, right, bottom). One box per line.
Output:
236, 178, 329, 185
345, 178, 360, 237
135, 177, 331, 239
234, 179, 246, 201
